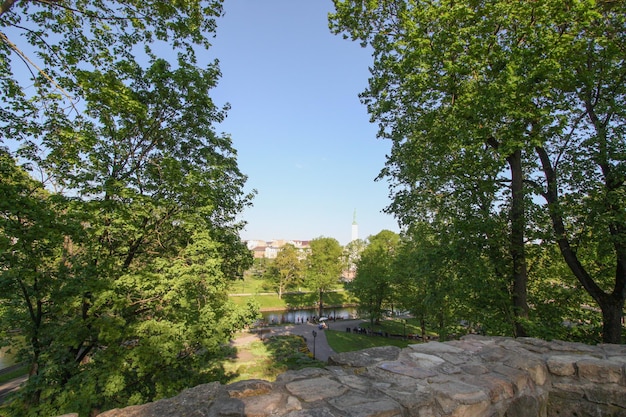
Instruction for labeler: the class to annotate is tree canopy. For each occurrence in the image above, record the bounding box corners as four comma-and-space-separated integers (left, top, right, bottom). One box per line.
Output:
330, 0, 626, 343
1, 1, 259, 414
306, 237, 343, 317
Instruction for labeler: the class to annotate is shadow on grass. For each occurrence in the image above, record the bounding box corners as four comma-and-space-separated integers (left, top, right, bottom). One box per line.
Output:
224, 335, 324, 384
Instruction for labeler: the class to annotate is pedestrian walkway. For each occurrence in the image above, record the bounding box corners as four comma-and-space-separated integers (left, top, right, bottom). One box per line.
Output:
243, 319, 365, 362
0, 375, 27, 404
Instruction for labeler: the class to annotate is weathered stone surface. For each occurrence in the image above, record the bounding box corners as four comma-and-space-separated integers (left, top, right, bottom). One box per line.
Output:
87, 337, 626, 417
98, 382, 222, 417
285, 376, 348, 402
577, 357, 624, 384
327, 346, 401, 367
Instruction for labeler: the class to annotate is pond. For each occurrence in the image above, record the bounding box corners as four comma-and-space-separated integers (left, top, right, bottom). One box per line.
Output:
260, 307, 357, 325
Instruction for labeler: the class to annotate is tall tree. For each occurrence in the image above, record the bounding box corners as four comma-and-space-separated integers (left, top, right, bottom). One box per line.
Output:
330, 0, 626, 343
0, 1, 260, 414
306, 237, 343, 318
265, 244, 304, 299
350, 230, 399, 327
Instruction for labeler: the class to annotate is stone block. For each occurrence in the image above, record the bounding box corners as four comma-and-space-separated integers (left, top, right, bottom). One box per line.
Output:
377, 360, 438, 379
576, 358, 624, 384
285, 377, 349, 402
504, 355, 549, 386
546, 355, 590, 377
492, 364, 532, 394
408, 341, 465, 355
226, 379, 272, 398
328, 392, 403, 417
240, 392, 287, 416
583, 383, 626, 408
463, 373, 515, 403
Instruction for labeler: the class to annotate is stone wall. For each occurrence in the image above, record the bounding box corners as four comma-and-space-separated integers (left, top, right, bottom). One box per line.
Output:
72, 335, 626, 417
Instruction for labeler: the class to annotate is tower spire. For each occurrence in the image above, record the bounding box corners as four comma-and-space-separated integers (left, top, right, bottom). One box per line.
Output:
351, 209, 358, 241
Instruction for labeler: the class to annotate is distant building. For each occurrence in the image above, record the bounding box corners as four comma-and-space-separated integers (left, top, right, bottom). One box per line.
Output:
245, 239, 310, 259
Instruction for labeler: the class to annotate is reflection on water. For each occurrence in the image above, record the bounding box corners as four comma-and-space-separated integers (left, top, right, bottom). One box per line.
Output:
261, 307, 356, 325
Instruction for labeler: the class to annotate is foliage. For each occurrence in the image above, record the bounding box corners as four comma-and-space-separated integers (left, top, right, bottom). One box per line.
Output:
330, 0, 626, 343
342, 238, 366, 277
305, 237, 344, 317
0, 1, 261, 415
349, 230, 399, 326
264, 244, 305, 299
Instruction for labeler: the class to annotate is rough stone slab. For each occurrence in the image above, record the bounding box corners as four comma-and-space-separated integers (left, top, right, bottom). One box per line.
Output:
478, 346, 511, 363
275, 368, 331, 384
377, 360, 438, 379
408, 341, 466, 355
504, 394, 544, 417
206, 397, 245, 417
226, 379, 272, 398
98, 382, 222, 417
503, 355, 548, 386
283, 408, 337, 417
461, 373, 515, 403
546, 355, 593, 377
285, 377, 349, 402
447, 400, 493, 417
239, 392, 289, 417
577, 357, 624, 384
584, 383, 626, 408
461, 364, 489, 375
328, 346, 401, 367
328, 392, 403, 417
405, 351, 447, 368
335, 374, 372, 392
380, 384, 436, 413
551, 381, 586, 399
491, 364, 532, 394
429, 378, 490, 405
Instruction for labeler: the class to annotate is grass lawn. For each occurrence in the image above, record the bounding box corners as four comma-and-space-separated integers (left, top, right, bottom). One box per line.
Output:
223, 335, 324, 383
0, 365, 27, 384
229, 289, 357, 311
325, 330, 415, 353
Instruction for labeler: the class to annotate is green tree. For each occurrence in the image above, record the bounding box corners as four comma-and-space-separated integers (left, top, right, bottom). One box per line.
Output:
342, 238, 366, 280
1, 2, 260, 414
330, 0, 626, 343
265, 244, 304, 299
350, 230, 399, 327
306, 237, 343, 318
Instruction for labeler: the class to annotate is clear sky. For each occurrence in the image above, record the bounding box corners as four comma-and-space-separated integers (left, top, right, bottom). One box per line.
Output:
206, 1, 400, 245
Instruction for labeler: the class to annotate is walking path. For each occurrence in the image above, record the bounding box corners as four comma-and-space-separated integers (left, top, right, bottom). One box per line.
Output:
239, 319, 365, 362
0, 375, 27, 404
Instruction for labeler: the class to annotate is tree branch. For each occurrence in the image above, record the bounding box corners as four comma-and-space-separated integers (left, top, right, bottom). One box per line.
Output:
0, 0, 17, 16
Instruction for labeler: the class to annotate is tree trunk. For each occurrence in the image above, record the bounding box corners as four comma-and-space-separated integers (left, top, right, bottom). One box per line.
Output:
601, 296, 625, 344
507, 149, 529, 337
536, 145, 625, 343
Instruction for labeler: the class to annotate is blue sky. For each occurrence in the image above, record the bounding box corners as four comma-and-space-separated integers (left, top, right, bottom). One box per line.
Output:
206, 1, 400, 245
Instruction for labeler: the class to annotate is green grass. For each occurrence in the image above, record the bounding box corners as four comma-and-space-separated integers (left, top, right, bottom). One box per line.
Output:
224, 335, 324, 383
0, 365, 28, 384
230, 294, 288, 309
325, 329, 414, 353
325, 317, 440, 353
229, 288, 357, 311
227, 274, 269, 294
